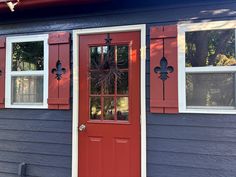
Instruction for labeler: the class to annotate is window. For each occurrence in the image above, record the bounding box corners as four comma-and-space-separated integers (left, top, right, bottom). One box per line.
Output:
89, 45, 129, 121
6, 34, 48, 108
178, 21, 236, 114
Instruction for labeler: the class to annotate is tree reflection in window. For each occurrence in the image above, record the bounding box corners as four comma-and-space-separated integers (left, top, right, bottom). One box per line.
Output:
12, 41, 44, 71
186, 29, 235, 67
89, 45, 129, 121
185, 29, 236, 108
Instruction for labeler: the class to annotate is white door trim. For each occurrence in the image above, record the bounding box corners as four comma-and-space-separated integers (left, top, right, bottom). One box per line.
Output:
72, 24, 147, 177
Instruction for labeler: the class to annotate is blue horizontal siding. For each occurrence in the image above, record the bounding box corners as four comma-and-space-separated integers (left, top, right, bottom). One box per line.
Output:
0, 110, 72, 177
148, 164, 236, 177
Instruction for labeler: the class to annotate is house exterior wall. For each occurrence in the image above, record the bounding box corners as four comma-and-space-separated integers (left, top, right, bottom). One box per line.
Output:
0, 1, 235, 177
0, 109, 72, 177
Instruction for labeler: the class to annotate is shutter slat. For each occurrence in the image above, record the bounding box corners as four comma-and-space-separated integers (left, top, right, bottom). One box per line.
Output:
58, 43, 70, 110
150, 25, 178, 114
0, 37, 6, 109
48, 32, 70, 110
48, 44, 59, 109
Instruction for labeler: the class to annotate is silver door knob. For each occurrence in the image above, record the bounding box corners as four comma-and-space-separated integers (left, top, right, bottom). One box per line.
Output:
79, 124, 86, 132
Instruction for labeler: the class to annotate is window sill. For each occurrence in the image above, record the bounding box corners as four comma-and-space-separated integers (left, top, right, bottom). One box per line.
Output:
6, 104, 48, 109
179, 108, 236, 114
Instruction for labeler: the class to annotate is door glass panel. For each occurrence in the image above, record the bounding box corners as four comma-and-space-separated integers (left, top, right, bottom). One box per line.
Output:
103, 73, 115, 94
117, 97, 129, 121
103, 46, 115, 65
117, 72, 128, 94
103, 97, 115, 120
90, 47, 102, 69
90, 72, 101, 94
117, 46, 128, 69
90, 97, 101, 120
89, 44, 129, 122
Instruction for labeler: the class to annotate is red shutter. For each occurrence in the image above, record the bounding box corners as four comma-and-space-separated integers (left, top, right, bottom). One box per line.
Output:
0, 37, 6, 109
48, 32, 70, 110
150, 25, 178, 113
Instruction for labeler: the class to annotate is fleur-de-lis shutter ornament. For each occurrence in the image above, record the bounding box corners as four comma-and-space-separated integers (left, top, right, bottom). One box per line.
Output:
154, 56, 174, 81
154, 40, 174, 100
51, 60, 66, 80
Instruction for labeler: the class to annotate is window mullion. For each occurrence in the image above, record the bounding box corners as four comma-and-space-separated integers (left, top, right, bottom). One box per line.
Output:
10, 71, 44, 76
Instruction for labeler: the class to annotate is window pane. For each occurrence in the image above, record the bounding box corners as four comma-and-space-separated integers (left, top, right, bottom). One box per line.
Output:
117, 72, 128, 94
90, 72, 101, 94
12, 76, 43, 104
117, 97, 129, 121
103, 46, 115, 64
185, 29, 236, 67
103, 97, 115, 120
186, 73, 235, 107
12, 41, 44, 71
90, 97, 101, 120
90, 47, 101, 69
103, 73, 115, 94
117, 45, 128, 69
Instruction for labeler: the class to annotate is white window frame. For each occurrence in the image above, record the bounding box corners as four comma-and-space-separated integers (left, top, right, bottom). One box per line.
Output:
5, 34, 49, 109
178, 20, 236, 114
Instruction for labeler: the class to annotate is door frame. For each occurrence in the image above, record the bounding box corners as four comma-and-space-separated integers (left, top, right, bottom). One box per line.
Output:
72, 24, 146, 177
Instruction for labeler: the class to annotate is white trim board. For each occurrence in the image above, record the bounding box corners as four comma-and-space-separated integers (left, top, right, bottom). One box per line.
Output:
72, 24, 146, 177
5, 34, 49, 109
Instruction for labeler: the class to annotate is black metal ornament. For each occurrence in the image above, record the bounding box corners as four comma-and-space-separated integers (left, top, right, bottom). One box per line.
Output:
90, 33, 123, 90
51, 60, 66, 80
105, 33, 112, 46
154, 55, 174, 101
154, 56, 174, 81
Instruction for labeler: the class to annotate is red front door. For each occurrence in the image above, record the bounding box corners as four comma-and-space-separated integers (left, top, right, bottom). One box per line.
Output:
78, 31, 140, 177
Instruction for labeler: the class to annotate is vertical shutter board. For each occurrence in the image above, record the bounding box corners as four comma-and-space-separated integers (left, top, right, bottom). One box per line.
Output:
48, 32, 70, 44
48, 32, 70, 110
58, 43, 70, 110
150, 38, 164, 113
0, 37, 6, 108
150, 26, 164, 39
164, 37, 178, 113
48, 44, 59, 109
163, 25, 177, 38
150, 25, 178, 114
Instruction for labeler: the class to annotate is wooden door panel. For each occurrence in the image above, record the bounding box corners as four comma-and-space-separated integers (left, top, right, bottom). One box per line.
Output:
87, 137, 103, 177
78, 31, 140, 177
114, 138, 131, 177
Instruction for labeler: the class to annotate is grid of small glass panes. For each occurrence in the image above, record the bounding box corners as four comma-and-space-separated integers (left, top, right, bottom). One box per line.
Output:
89, 45, 129, 121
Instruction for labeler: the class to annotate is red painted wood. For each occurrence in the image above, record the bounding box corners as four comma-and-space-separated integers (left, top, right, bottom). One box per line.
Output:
150, 25, 178, 114
47, 98, 69, 105
150, 39, 164, 113
150, 25, 177, 39
0, 37, 6, 108
48, 32, 70, 44
48, 32, 70, 110
58, 42, 70, 109
79, 31, 141, 177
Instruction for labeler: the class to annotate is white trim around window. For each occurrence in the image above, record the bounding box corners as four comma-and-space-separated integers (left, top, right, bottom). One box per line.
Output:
5, 34, 49, 109
178, 20, 236, 114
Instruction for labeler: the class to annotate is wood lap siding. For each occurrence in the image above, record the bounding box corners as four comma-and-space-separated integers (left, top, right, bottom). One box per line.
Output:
146, 114, 236, 177
0, 109, 71, 177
